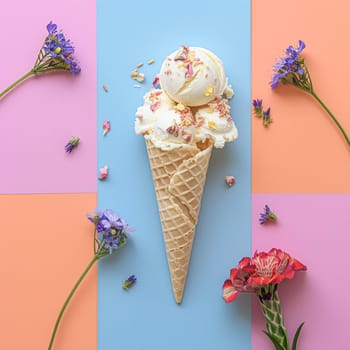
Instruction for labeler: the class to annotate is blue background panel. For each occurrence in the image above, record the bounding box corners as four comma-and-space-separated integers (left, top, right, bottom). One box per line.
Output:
97, 0, 251, 349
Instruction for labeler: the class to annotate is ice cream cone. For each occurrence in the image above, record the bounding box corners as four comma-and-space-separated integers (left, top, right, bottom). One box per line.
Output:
145, 138, 212, 303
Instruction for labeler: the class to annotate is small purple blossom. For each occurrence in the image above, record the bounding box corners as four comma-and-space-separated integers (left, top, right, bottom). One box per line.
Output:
259, 205, 277, 224
252, 99, 263, 117
263, 108, 271, 126
65, 136, 80, 153
122, 275, 137, 290
271, 40, 308, 90
87, 209, 134, 256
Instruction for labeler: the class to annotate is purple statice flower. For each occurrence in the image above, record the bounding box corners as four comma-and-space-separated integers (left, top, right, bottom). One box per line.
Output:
262, 108, 271, 126
259, 205, 277, 224
252, 99, 263, 117
122, 275, 137, 290
65, 136, 80, 153
271, 40, 310, 91
35, 21, 81, 75
87, 209, 134, 256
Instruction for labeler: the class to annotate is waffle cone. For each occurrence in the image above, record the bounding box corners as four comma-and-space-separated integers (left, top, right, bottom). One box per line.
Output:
145, 138, 212, 303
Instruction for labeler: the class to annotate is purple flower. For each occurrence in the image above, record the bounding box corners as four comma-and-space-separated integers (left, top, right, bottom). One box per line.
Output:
271, 40, 309, 90
65, 136, 80, 153
262, 108, 271, 126
252, 99, 263, 117
259, 205, 277, 224
35, 21, 81, 75
87, 209, 134, 255
122, 275, 137, 290
47, 21, 57, 34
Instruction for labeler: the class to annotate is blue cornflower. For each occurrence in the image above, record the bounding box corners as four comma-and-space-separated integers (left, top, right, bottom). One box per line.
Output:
259, 205, 277, 224
122, 275, 137, 290
262, 108, 271, 126
252, 99, 263, 117
65, 136, 80, 153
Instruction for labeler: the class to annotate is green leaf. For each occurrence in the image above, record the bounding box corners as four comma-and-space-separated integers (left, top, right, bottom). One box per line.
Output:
292, 322, 305, 350
263, 331, 286, 350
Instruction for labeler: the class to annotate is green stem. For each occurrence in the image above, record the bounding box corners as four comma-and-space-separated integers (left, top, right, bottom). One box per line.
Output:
310, 90, 350, 147
0, 70, 35, 99
47, 255, 99, 350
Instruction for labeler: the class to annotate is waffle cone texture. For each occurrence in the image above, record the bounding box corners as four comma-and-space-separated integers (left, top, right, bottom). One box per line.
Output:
145, 138, 212, 303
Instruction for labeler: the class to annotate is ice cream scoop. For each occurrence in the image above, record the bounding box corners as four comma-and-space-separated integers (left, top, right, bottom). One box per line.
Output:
135, 89, 196, 150
159, 46, 228, 107
195, 97, 238, 148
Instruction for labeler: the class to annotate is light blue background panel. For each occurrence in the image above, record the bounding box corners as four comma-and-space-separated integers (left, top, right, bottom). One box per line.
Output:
97, 0, 251, 349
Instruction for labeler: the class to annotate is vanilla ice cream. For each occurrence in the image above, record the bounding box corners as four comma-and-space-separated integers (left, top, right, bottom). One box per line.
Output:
135, 89, 196, 150
159, 46, 228, 107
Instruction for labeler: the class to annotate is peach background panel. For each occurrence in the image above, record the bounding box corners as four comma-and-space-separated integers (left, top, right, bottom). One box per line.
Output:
252, 0, 350, 193
1, 193, 97, 350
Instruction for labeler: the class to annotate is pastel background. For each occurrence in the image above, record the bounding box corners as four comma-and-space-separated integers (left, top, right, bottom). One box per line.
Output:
252, 194, 350, 350
2, 0, 350, 350
97, 0, 251, 349
0, 0, 97, 194
252, 0, 350, 193
1, 193, 97, 350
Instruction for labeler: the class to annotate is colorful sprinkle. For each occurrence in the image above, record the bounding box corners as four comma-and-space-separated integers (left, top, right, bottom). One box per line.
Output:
98, 165, 109, 180
166, 124, 180, 137
133, 84, 141, 88
147, 59, 155, 65
136, 62, 143, 68
103, 120, 111, 136
208, 121, 217, 130
204, 84, 214, 97
102, 85, 108, 92
150, 101, 160, 112
130, 69, 145, 83
185, 62, 194, 78
225, 176, 236, 187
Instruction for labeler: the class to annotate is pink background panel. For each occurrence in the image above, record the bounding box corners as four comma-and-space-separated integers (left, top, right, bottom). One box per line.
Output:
252, 194, 350, 350
0, 0, 96, 194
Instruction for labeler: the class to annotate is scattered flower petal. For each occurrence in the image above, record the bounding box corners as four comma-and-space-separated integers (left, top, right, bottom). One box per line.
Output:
65, 136, 80, 153
225, 176, 236, 187
131, 69, 145, 83
103, 120, 111, 136
252, 99, 263, 117
152, 74, 160, 88
122, 275, 137, 290
259, 205, 277, 224
263, 108, 272, 126
98, 165, 109, 180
